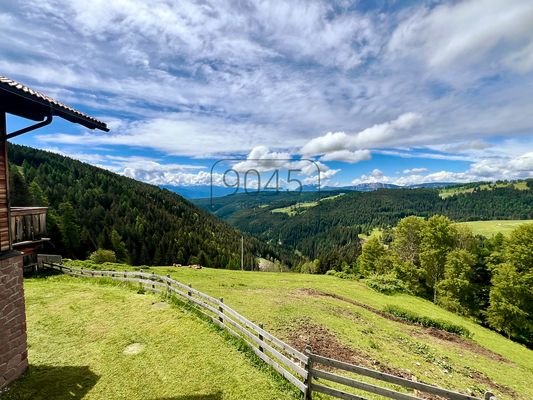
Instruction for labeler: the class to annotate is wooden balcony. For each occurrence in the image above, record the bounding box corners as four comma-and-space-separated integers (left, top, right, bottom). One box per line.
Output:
10, 207, 48, 245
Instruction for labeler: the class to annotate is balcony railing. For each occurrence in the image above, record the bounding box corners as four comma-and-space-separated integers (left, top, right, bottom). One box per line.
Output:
10, 207, 47, 244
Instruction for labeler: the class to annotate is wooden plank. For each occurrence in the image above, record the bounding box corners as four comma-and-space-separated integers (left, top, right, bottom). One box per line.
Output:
210, 313, 307, 392
250, 341, 307, 392
311, 383, 368, 400
310, 354, 480, 400
167, 286, 221, 317
43, 264, 308, 393
313, 369, 421, 400
219, 302, 308, 363
90, 269, 306, 379
222, 314, 308, 378
161, 272, 306, 367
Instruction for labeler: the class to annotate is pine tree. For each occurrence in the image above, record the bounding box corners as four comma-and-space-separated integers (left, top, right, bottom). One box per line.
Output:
29, 180, 48, 206
357, 236, 386, 276
436, 249, 474, 315
58, 201, 80, 255
487, 224, 533, 341
111, 229, 129, 264
420, 215, 456, 302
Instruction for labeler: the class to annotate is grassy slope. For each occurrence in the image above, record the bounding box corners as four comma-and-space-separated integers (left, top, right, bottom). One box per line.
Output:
358, 220, 533, 239
4, 276, 297, 400
134, 266, 532, 399
440, 181, 529, 198
271, 194, 345, 216
456, 220, 533, 237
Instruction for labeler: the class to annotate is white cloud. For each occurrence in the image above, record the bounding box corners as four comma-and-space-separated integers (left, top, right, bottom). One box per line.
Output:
319, 149, 371, 163
352, 168, 387, 185
41, 147, 216, 186
402, 167, 428, 174
300, 132, 349, 156
3, 0, 533, 173
232, 146, 293, 173
388, 0, 533, 79
353, 151, 533, 186
231, 146, 340, 185
301, 113, 421, 157
123, 168, 223, 187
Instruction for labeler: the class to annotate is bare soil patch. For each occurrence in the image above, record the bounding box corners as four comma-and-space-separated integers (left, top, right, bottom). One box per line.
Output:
467, 370, 517, 399
286, 316, 516, 399
413, 328, 510, 364
286, 316, 411, 379
295, 288, 511, 364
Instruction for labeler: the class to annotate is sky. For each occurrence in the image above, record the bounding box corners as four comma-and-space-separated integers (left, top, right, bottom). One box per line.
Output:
2, 0, 533, 190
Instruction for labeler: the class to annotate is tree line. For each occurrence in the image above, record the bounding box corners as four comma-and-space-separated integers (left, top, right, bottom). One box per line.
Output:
205, 186, 533, 271
355, 215, 532, 347
8, 144, 290, 268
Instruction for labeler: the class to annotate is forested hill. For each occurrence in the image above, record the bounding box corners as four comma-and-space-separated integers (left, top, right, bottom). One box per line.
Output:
8, 144, 285, 267
196, 184, 533, 270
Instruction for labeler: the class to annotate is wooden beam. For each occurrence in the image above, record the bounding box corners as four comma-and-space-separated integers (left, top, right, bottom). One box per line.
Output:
0, 112, 12, 252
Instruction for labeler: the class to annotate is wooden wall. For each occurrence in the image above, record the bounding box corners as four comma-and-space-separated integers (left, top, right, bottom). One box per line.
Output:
0, 114, 10, 252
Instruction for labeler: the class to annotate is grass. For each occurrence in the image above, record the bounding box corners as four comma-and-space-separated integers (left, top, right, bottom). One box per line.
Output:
439, 181, 529, 198
357, 220, 532, 239
3, 275, 298, 400
117, 265, 532, 400
14, 264, 533, 399
271, 193, 344, 216
456, 220, 533, 237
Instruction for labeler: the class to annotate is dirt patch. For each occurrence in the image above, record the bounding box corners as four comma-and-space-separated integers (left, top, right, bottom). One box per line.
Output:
287, 317, 411, 379
295, 287, 512, 364
123, 342, 145, 355
286, 316, 516, 399
295, 288, 410, 323
468, 370, 517, 399
411, 327, 511, 364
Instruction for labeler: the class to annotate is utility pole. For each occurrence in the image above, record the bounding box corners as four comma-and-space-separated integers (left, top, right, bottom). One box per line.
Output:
241, 236, 244, 271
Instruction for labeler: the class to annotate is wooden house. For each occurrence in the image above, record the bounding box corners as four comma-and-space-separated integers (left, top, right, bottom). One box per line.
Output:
0, 75, 108, 389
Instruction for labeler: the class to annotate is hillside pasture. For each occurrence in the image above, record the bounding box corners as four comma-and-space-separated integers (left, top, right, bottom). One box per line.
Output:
65, 261, 533, 399
271, 193, 345, 216
456, 220, 533, 237
439, 181, 529, 198
3, 276, 297, 400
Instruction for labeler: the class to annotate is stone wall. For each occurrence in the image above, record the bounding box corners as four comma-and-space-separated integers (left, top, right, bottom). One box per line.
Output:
0, 252, 27, 389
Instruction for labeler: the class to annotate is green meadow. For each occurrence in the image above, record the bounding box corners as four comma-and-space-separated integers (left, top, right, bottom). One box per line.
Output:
29, 262, 533, 399
456, 220, 533, 237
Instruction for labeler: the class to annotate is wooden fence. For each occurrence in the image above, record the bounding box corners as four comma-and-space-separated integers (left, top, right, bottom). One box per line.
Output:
41, 262, 495, 400
305, 350, 495, 400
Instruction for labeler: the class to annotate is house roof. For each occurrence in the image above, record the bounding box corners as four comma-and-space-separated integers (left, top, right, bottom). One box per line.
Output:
0, 75, 108, 131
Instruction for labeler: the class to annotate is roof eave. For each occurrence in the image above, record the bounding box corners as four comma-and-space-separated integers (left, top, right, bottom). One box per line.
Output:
0, 77, 109, 132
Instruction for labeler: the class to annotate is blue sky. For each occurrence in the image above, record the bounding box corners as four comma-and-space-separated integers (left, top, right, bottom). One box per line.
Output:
2, 0, 533, 189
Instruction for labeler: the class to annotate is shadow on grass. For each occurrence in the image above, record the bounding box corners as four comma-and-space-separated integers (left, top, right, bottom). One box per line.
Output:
2, 365, 99, 400
155, 394, 222, 400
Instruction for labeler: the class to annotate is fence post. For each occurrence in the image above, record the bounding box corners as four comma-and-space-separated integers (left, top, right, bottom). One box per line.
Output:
219, 298, 224, 324
258, 323, 264, 352
188, 283, 192, 298
304, 346, 313, 400
484, 392, 496, 400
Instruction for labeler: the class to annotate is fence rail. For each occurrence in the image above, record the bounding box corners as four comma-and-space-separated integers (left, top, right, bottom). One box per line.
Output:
41, 262, 494, 400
